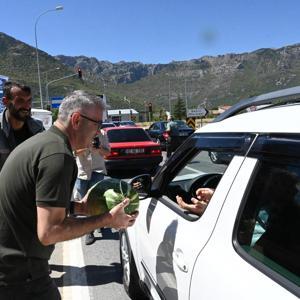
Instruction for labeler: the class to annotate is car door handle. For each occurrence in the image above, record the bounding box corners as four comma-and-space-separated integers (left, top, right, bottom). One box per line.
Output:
173, 248, 188, 273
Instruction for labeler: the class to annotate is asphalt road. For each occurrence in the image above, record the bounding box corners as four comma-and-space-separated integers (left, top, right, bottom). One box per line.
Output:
50, 228, 130, 300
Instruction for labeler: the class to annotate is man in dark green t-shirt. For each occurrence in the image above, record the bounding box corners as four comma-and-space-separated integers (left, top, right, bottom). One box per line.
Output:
0, 90, 138, 299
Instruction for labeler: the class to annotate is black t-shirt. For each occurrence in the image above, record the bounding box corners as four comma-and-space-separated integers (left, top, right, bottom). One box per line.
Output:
12, 122, 33, 146
0, 126, 77, 283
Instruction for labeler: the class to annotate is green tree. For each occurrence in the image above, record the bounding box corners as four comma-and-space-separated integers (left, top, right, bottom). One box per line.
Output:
173, 96, 186, 119
51, 108, 59, 122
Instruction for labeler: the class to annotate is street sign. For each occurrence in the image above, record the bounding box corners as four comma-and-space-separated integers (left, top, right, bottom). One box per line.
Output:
51, 96, 64, 108
186, 117, 196, 129
187, 107, 208, 118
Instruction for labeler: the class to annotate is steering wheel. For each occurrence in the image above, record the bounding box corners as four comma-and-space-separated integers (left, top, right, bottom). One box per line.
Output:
189, 173, 222, 199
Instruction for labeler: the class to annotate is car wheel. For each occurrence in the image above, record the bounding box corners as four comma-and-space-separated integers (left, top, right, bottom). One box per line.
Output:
119, 230, 148, 300
208, 151, 221, 164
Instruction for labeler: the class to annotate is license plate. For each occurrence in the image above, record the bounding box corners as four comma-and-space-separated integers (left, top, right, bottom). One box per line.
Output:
179, 132, 188, 136
125, 148, 145, 154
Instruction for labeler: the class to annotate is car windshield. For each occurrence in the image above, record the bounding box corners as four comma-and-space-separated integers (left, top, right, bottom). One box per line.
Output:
107, 128, 151, 142
174, 150, 228, 182
161, 121, 190, 130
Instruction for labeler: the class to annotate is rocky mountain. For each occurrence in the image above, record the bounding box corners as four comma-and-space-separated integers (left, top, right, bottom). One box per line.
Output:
1, 32, 300, 111
56, 55, 158, 84
56, 45, 300, 110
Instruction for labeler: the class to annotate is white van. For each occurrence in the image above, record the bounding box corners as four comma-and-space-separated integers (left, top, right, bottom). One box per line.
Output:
31, 108, 52, 130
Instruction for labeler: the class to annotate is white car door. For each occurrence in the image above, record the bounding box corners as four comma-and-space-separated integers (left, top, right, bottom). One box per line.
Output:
191, 146, 300, 299
133, 153, 248, 300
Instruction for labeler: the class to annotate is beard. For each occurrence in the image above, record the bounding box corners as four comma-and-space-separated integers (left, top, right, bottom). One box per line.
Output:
8, 103, 31, 121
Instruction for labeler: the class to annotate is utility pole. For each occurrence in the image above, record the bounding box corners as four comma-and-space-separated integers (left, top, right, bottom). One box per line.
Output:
45, 72, 79, 107
184, 79, 188, 117
168, 79, 171, 114
123, 96, 131, 120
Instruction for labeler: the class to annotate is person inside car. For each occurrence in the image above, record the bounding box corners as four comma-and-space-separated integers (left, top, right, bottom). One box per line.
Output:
176, 187, 214, 215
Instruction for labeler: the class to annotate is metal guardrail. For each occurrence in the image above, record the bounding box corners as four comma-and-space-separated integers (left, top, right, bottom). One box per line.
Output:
213, 85, 300, 122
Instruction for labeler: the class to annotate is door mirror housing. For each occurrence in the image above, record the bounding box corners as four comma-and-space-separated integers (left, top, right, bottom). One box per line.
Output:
128, 174, 152, 200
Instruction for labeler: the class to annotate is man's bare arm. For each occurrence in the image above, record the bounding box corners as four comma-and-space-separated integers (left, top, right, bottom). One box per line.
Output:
36, 199, 137, 246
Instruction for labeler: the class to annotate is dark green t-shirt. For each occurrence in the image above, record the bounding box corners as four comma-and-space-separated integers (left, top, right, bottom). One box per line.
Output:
0, 126, 77, 283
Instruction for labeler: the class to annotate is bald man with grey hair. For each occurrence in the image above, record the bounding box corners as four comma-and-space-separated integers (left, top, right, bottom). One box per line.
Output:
0, 90, 138, 299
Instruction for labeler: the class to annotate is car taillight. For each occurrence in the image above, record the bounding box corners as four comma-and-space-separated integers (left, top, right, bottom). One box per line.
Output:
151, 148, 161, 155
163, 131, 169, 140
105, 150, 119, 158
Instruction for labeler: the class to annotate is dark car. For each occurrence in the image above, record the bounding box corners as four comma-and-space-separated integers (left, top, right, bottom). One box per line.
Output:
147, 120, 194, 150
103, 126, 162, 175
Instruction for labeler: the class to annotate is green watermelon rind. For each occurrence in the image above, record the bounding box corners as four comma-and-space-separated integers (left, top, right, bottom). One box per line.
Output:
87, 178, 139, 215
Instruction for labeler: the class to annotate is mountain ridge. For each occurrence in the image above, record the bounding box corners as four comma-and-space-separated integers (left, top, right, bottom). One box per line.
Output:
1, 32, 300, 111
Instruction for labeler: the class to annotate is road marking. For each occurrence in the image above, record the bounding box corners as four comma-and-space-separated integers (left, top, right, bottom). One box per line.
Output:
185, 166, 203, 173
62, 238, 90, 300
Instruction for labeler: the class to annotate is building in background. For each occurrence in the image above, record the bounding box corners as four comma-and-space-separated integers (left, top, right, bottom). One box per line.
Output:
107, 109, 139, 122
31, 109, 53, 130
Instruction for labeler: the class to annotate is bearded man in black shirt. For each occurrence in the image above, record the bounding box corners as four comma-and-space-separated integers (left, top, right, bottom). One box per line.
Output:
0, 81, 44, 171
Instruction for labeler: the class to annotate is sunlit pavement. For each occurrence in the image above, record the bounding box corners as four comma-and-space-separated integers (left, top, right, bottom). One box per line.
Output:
50, 238, 90, 299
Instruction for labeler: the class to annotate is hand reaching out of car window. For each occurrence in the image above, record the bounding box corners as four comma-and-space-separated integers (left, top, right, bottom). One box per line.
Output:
176, 188, 214, 216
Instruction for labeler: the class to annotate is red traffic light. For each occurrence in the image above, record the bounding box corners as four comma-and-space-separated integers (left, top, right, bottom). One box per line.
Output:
77, 67, 82, 79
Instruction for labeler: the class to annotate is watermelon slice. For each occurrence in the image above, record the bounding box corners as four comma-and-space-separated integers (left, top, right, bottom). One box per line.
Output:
87, 178, 139, 215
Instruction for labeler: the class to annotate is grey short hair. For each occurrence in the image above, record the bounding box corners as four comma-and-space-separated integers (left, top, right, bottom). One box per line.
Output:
58, 90, 105, 124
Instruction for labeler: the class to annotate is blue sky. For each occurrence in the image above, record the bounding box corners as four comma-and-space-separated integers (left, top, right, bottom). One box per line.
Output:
1, 0, 300, 64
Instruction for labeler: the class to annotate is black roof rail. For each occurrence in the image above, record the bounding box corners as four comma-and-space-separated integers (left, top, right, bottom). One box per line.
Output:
213, 85, 300, 122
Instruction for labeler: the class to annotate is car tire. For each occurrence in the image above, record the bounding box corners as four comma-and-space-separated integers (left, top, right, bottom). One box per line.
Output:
208, 151, 221, 164
119, 230, 148, 300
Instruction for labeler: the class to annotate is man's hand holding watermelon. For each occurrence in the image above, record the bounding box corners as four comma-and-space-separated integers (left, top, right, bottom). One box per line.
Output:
72, 178, 139, 229
107, 198, 139, 229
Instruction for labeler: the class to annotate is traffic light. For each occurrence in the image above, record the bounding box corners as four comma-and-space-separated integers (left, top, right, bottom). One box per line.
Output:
148, 102, 152, 112
77, 67, 82, 79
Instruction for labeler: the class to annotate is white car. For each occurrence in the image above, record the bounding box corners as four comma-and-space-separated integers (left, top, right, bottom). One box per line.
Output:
120, 86, 300, 300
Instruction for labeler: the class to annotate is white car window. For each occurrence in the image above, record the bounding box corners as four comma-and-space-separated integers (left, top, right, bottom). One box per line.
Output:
165, 149, 233, 218
175, 151, 228, 180
236, 161, 300, 289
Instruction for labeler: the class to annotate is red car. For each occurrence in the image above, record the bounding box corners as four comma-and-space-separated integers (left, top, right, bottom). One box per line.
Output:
103, 126, 163, 174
